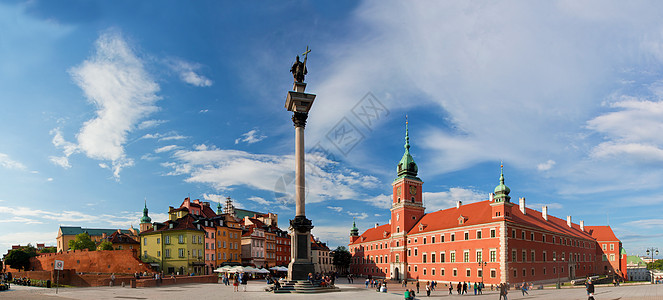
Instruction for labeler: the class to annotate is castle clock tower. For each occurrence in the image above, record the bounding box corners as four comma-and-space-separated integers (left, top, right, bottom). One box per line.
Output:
389, 119, 424, 281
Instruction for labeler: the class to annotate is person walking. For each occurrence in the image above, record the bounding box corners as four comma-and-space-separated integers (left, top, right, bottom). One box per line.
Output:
416, 281, 420, 293
586, 279, 595, 300
521, 282, 529, 295
109, 273, 115, 287
457, 282, 462, 294
500, 283, 509, 300
478, 282, 483, 294
449, 282, 453, 295
241, 273, 248, 292
426, 282, 431, 297
462, 281, 467, 294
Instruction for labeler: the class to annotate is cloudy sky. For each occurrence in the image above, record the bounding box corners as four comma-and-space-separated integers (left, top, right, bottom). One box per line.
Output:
1, 0, 662, 257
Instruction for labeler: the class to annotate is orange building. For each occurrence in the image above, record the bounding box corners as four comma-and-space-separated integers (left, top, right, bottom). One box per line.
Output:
349, 123, 625, 285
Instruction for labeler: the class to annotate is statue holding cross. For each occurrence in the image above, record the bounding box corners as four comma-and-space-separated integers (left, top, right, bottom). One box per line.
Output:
290, 46, 310, 83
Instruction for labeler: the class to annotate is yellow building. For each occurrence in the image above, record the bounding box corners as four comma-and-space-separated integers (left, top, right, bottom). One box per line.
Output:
140, 208, 206, 275
216, 214, 242, 266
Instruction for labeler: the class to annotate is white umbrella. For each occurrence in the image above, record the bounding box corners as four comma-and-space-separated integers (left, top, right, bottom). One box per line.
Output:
213, 266, 234, 273
243, 266, 258, 273
228, 266, 245, 273
277, 266, 289, 272
257, 268, 270, 274
269, 266, 280, 271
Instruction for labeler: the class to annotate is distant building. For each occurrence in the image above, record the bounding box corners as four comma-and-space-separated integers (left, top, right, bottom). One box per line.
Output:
311, 236, 332, 273
102, 230, 140, 252
627, 255, 649, 281
348, 122, 626, 284
57, 226, 138, 253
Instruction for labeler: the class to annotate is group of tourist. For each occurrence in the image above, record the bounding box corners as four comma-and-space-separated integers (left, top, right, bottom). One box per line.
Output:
447, 281, 484, 295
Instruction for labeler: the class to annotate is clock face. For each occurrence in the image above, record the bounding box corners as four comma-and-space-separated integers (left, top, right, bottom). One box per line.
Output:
410, 185, 417, 195
396, 186, 401, 196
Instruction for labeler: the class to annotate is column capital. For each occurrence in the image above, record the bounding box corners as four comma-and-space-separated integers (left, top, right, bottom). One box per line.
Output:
292, 112, 308, 128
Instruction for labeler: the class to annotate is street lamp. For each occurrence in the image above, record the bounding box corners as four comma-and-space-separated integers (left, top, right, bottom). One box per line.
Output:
553, 257, 565, 289
646, 248, 658, 283
478, 260, 487, 285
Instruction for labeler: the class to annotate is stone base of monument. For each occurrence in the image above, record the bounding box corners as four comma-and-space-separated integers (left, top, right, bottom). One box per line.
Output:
272, 280, 340, 293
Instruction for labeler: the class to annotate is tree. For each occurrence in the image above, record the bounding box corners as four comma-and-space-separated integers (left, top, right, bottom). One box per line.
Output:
4, 249, 31, 271
332, 246, 352, 274
98, 240, 114, 251
647, 259, 663, 270
68, 233, 96, 251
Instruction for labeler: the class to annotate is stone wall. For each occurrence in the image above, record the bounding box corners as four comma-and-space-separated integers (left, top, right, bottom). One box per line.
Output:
29, 249, 152, 274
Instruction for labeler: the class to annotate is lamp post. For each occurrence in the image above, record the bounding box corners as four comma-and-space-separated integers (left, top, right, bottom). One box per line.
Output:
646, 248, 658, 283
553, 257, 564, 289
478, 260, 487, 285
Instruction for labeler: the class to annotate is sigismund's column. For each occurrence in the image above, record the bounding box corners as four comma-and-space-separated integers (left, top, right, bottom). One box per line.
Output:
285, 48, 316, 281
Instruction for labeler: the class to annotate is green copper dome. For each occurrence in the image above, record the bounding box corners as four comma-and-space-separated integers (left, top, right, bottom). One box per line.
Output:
350, 218, 359, 236
395, 119, 420, 181
217, 201, 223, 215
493, 164, 511, 202
140, 200, 152, 224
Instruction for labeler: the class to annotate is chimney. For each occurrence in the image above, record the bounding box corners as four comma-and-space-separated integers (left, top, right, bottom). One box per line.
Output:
375, 223, 379, 229
519, 197, 526, 215
542, 206, 548, 221
580, 220, 585, 231
389, 219, 392, 225
567, 216, 572, 228
489, 193, 494, 201
456, 201, 462, 208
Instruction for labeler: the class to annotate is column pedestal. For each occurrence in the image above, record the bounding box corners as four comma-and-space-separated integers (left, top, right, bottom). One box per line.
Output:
288, 216, 315, 280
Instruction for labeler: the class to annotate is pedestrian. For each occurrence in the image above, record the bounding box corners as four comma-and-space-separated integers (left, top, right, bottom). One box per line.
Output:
462, 281, 467, 294
109, 273, 115, 287
449, 282, 453, 294
410, 288, 416, 299
500, 283, 509, 300
233, 274, 239, 292
241, 273, 248, 292
587, 280, 595, 300
426, 282, 431, 297
478, 281, 483, 294
416, 281, 420, 293
457, 282, 462, 294
521, 282, 528, 295
365, 278, 370, 288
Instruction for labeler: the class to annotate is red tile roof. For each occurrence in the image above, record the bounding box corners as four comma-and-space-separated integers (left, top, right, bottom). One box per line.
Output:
585, 226, 619, 241
139, 213, 203, 235
350, 224, 391, 245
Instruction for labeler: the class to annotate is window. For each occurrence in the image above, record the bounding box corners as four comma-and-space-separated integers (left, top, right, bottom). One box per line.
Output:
165, 249, 170, 258
512, 250, 517, 262
521, 231, 525, 239
450, 252, 456, 263
522, 268, 526, 277
478, 269, 483, 277
423, 253, 427, 263
397, 227, 400, 233
490, 269, 496, 278
441, 252, 446, 263
423, 268, 427, 275
441, 268, 445, 276
477, 230, 482, 239
513, 269, 517, 278
157, 238, 160, 244
451, 234, 455, 241
453, 269, 458, 276
396, 254, 400, 263
522, 250, 526, 262
464, 251, 469, 262
512, 230, 516, 238
490, 229, 496, 238
178, 248, 185, 258
143, 238, 147, 246
490, 250, 496, 262
432, 269, 435, 276
441, 235, 445, 242
408, 249, 411, 256
466, 269, 471, 277
602, 244, 606, 250
543, 251, 547, 261
610, 254, 615, 261
531, 268, 535, 276
543, 267, 546, 275
464, 232, 469, 240
423, 237, 427, 244
610, 244, 614, 251
414, 248, 418, 256
476, 250, 482, 262
531, 251, 535, 262
530, 233, 534, 240
414, 265, 418, 272
431, 253, 436, 263
178, 235, 184, 244
432, 236, 435, 243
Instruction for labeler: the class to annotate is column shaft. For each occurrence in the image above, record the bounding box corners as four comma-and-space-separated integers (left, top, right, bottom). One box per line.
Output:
295, 125, 305, 217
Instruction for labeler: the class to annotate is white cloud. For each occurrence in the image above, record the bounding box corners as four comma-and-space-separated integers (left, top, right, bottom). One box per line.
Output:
161, 145, 380, 204
47, 178, 53, 182
52, 31, 160, 179
141, 132, 188, 141
234, 129, 267, 144
423, 187, 486, 212
348, 212, 369, 220
623, 218, 663, 229
0, 153, 26, 170
169, 59, 213, 87
537, 160, 556, 171
327, 206, 343, 213
199, 109, 209, 113
248, 196, 270, 205
155, 145, 179, 153
364, 194, 391, 209
137, 119, 167, 130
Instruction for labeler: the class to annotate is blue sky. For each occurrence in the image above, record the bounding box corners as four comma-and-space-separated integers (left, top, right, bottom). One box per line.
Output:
1, 0, 662, 258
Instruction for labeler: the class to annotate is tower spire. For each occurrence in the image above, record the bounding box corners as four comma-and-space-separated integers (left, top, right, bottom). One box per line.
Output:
405, 115, 410, 151
350, 217, 359, 237
493, 162, 511, 203
396, 116, 419, 180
